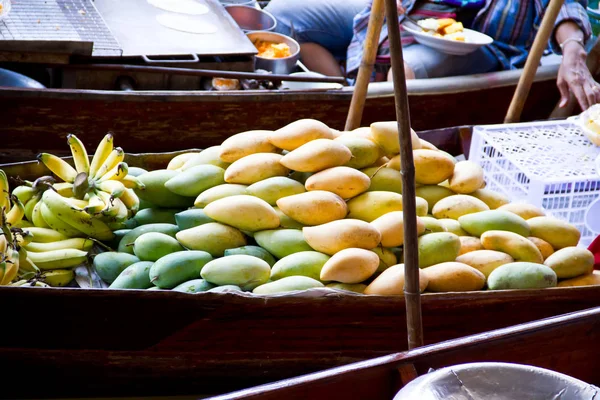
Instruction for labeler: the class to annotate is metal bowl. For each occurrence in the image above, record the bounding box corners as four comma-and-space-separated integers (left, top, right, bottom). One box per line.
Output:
225, 5, 277, 32
247, 31, 300, 75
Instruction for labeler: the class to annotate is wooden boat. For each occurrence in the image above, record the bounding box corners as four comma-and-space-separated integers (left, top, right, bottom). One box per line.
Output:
0, 64, 561, 163
209, 306, 600, 400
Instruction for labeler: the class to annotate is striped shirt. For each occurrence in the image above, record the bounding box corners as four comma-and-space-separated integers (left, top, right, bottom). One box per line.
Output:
346, 0, 592, 78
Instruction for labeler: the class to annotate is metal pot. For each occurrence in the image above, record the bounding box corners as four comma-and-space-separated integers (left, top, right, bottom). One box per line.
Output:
225, 5, 276, 32
246, 31, 300, 75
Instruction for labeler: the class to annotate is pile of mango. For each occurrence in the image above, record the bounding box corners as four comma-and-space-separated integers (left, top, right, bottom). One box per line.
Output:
84, 118, 596, 295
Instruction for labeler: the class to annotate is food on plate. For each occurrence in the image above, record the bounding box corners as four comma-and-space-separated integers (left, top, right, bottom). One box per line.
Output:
253, 39, 292, 59
418, 18, 466, 41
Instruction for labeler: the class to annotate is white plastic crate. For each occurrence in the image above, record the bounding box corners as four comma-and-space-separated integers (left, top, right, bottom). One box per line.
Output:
470, 120, 600, 248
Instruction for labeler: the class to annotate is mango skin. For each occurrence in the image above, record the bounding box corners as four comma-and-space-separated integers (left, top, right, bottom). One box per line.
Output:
558, 270, 600, 287
247, 177, 306, 206
497, 203, 545, 220
481, 230, 543, 263
225, 245, 277, 267
133, 232, 184, 262
109, 261, 153, 289
94, 252, 140, 284
458, 236, 484, 255
334, 136, 381, 169
528, 237, 555, 260
438, 218, 469, 236
135, 170, 194, 208
303, 219, 381, 256
420, 216, 447, 233
176, 223, 246, 257
269, 119, 333, 151
415, 185, 455, 213
432, 194, 490, 220
253, 276, 324, 295
543, 247, 594, 279
204, 195, 280, 232
164, 164, 225, 197
118, 223, 180, 254
487, 262, 557, 290
150, 251, 213, 289
418, 232, 461, 268
423, 262, 486, 292
362, 167, 402, 194
271, 251, 330, 281
456, 250, 514, 277
320, 248, 379, 283
364, 264, 429, 295
133, 208, 179, 226
254, 229, 313, 259
458, 210, 530, 238
194, 184, 248, 208
201, 255, 271, 290
528, 217, 581, 249
413, 149, 455, 185
172, 279, 216, 293
347, 191, 403, 222
469, 189, 509, 209
175, 209, 214, 230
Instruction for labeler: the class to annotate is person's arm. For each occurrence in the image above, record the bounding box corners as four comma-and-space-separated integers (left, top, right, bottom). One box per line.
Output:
553, 0, 599, 110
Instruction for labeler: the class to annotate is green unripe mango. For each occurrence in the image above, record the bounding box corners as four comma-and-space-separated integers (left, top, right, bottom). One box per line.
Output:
459, 210, 530, 238
420, 216, 447, 233
201, 255, 270, 290
105, 229, 132, 250
150, 251, 213, 289
224, 245, 277, 267
127, 167, 148, 177
207, 285, 242, 293
418, 232, 461, 268
133, 208, 179, 226
371, 247, 397, 275
253, 276, 324, 295
172, 278, 215, 293
415, 185, 455, 213
109, 261, 154, 289
438, 218, 469, 236
274, 207, 305, 229
118, 223, 180, 254
254, 229, 313, 259
138, 198, 156, 210
361, 167, 402, 194
246, 177, 306, 206
270, 251, 330, 281
165, 164, 225, 197
175, 209, 214, 230
335, 136, 381, 169
289, 171, 313, 185
176, 222, 246, 257
135, 170, 194, 208
133, 232, 184, 262
194, 184, 248, 208
93, 252, 140, 283
487, 262, 557, 290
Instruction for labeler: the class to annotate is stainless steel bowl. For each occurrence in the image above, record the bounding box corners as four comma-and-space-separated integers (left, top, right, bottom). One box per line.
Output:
246, 31, 300, 75
225, 5, 277, 32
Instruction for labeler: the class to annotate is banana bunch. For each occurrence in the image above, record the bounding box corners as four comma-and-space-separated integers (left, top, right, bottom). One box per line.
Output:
1, 171, 30, 285
34, 133, 144, 239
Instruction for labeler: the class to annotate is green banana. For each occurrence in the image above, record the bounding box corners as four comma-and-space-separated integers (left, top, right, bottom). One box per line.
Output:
27, 248, 89, 270
31, 200, 50, 228
41, 269, 75, 287
39, 202, 83, 238
22, 227, 69, 243
24, 193, 41, 222
67, 134, 90, 174
0, 170, 9, 212
12, 185, 37, 206
24, 238, 94, 253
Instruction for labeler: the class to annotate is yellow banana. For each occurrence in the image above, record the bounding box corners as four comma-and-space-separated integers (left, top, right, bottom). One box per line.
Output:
17, 247, 39, 277
96, 191, 126, 219
13, 220, 34, 229
121, 174, 145, 190
5, 196, 25, 226
0, 233, 6, 250
31, 200, 50, 228
61, 197, 89, 209
24, 238, 94, 253
10, 279, 50, 287
27, 248, 88, 270
93, 147, 124, 180
37, 153, 78, 183
120, 188, 140, 215
42, 190, 114, 241
0, 246, 19, 285
12, 185, 37, 205
24, 193, 41, 222
41, 269, 75, 287
0, 170, 9, 212
15, 230, 34, 247
67, 134, 90, 174
89, 133, 114, 178
23, 227, 69, 243
84, 191, 106, 215
97, 162, 128, 183
39, 202, 84, 238
53, 182, 75, 197
96, 180, 126, 198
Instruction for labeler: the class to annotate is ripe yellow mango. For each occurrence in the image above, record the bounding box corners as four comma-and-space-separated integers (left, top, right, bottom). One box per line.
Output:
458, 210, 530, 238
276, 190, 347, 226
496, 203, 545, 220
273, 207, 305, 229
415, 185, 455, 213
364, 264, 429, 295
481, 230, 543, 263
194, 183, 248, 208
167, 152, 195, 170
254, 229, 313, 258
320, 248, 379, 283
420, 216, 447, 233
528, 237, 554, 260
219, 130, 278, 162
371, 156, 390, 167
369, 121, 421, 156
487, 262, 557, 290
204, 195, 279, 232
176, 222, 246, 257
269, 119, 333, 151
458, 236, 484, 255
456, 250, 514, 277
558, 270, 600, 287
326, 283, 367, 293
224, 153, 290, 184
543, 247, 594, 279
347, 127, 374, 140
253, 276, 324, 294
347, 191, 403, 222
371, 212, 425, 247
412, 149, 455, 185
419, 139, 438, 150
371, 247, 398, 274
334, 136, 381, 169
305, 167, 370, 199
415, 197, 429, 217
330, 128, 344, 138
271, 251, 330, 281
432, 194, 490, 220
469, 189, 509, 209
280, 139, 352, 172
180, 146, 230, 170
418, 232, 461, 268
423, 262, 486, 292
247, 177, 306, 206
438, 218, 469, 236
448, 160, 485, 194
528, 216, 581, 249
303, 219, 381, 255
362, 167, 402, 194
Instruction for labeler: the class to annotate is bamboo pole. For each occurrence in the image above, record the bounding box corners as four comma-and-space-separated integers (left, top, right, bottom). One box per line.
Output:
504, 0, 565, 123
344, 0, 386, 131
383, 0, 424, 349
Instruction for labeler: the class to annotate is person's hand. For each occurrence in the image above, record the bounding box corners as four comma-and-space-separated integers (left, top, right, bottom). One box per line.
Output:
557, 41, 600, 110
397, 0, 406, 15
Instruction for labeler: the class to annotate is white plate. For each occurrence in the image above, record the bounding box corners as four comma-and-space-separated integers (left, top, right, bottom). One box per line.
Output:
280, 72, 343, 90
402, 20, 493, 55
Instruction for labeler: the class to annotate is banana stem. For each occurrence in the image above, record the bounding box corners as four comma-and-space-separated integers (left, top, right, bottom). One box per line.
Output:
73, 172, 90, 200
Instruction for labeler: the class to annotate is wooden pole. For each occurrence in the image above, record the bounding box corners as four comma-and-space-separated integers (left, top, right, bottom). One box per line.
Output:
384, 0, 424, 349
344, 0, 386, 131
504, 0, 565, 123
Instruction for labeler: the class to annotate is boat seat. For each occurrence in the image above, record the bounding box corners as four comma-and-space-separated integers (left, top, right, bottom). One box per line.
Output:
0, 68, 45, 89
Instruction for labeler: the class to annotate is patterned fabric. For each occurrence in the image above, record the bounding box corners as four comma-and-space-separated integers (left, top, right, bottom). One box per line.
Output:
346, 0, 592, 79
